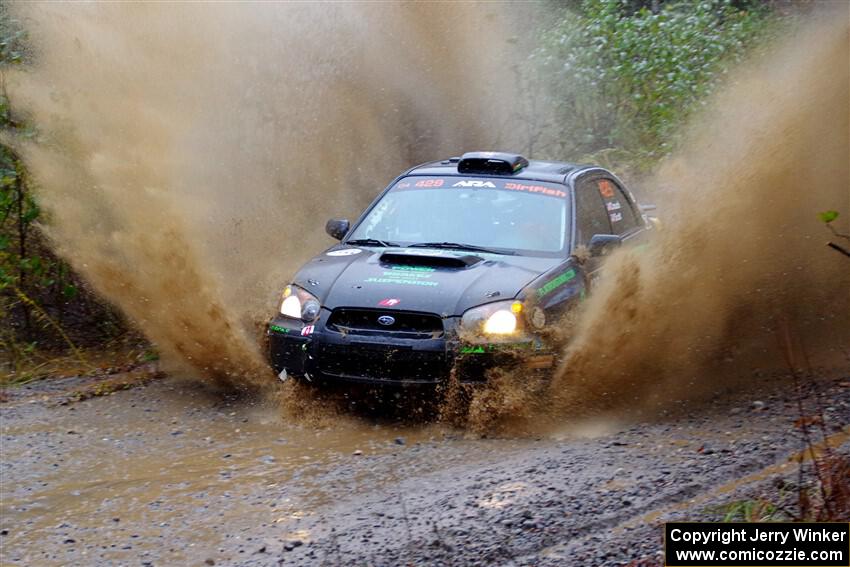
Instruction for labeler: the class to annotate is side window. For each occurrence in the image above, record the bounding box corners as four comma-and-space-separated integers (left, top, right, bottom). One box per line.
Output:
596, 178, 639, 235
574, 178, 612, 246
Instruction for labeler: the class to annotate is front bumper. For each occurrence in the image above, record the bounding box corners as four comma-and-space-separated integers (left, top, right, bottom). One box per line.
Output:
267, 313, 553, 386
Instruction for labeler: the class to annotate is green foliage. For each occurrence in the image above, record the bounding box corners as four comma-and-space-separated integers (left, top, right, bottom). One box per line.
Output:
0, 6, 132, 376
532, 0, 777, 169
719, 499, 782, 522
0, 6, 87, 371
0, 5, 32, 294
818, 210, 839, 224
141, 349, 160, 362
0, 4, 27, 68
819, 210, 850, 260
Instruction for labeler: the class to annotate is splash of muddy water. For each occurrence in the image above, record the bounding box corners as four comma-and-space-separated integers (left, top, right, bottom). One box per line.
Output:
8, 4, 849, 418
548, 11, 850, 416
455, 10, 850, 432
9, 4, 528, 385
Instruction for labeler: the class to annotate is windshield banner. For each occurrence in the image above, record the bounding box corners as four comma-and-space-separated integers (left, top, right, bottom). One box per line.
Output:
395, 177, 568, 199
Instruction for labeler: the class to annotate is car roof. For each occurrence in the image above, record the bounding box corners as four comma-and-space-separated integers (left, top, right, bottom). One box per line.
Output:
404, 152, 597, 185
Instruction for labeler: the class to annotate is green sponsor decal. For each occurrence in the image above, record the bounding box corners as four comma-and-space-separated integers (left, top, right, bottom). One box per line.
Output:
459, 342, 535, 354
365, 277, 439, 287
365, 265, 440, 286
536, 269, 576, 298
269, 324, 289, 334
382, 271, 432, 280
387, 265, 436, 272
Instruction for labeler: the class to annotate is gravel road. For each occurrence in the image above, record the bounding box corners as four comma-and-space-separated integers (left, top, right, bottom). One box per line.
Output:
1, 369, 848, 566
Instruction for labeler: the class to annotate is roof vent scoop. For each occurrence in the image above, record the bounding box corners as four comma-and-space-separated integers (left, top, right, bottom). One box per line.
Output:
457, 151, 528, 175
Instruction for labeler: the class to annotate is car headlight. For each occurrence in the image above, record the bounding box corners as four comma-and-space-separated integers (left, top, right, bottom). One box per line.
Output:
483, 309, 517, 334
279, 285, 321, 322
460, 300, 524, 340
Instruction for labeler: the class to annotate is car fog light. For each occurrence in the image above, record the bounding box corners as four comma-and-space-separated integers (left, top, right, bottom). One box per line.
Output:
301, 299, 320, 321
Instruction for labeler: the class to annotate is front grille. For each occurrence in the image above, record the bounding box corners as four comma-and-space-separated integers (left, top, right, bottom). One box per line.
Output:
326, 309, 444, 339
317, 343, 447, 382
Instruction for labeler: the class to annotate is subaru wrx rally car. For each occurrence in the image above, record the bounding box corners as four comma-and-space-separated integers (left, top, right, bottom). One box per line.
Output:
268, 152, 651, 386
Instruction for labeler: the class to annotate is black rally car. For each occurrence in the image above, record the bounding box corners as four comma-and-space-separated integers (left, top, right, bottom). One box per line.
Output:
268, 151, 651, 385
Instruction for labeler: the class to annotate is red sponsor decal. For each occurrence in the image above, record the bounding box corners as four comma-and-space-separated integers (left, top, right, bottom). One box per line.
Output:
396, 182, 411, 188
503, 182, 566, 198
378, 298, 401, 307
415, 179, 444, 188
597, 179, 615, 199
301, 325, 314, 336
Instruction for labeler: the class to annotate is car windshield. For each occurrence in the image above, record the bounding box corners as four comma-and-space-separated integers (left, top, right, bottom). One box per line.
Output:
347, 176, 570, 256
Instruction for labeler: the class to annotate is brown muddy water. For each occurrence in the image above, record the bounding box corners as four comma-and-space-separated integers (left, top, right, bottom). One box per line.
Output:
7, 2, 533, 386
0, 377, 466, 565
3, 372, 849, 566
1, 4, 849, 565
7, 3, 847, 420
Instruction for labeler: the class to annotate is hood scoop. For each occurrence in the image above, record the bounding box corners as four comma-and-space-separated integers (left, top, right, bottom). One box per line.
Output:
379, 251, 482, 269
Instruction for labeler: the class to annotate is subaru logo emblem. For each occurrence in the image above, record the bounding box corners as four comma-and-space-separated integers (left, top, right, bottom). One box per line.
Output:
377, 315, 395, 326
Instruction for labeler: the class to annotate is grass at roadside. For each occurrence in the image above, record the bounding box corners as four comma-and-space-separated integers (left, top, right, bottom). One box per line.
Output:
58, 366, 165, 405
0, 339, 158, 388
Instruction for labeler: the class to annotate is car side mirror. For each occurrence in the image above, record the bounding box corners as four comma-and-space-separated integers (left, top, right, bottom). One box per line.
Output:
588, 234, 621, 257
325, 218, 350, 241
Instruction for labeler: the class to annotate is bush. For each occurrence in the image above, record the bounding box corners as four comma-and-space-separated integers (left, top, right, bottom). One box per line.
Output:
0, 6, 131, 372
531, 0, 777, 169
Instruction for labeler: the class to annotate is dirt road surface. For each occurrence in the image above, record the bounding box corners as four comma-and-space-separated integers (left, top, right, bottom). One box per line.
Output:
2, 370, 849, 566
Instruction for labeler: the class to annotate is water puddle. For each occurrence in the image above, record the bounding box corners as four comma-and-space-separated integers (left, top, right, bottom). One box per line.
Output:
0, 378, 481, 565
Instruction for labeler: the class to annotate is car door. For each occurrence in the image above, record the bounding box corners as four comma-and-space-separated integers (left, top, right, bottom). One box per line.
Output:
573, 175, 613, 286
595, 176, 644, 243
